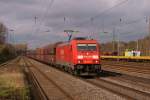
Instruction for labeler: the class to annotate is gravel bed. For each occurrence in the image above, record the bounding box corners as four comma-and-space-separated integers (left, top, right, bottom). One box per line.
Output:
27, 58, 131, 100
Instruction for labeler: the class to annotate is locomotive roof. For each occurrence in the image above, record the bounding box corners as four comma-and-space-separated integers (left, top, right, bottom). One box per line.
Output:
57, 39, 97, 47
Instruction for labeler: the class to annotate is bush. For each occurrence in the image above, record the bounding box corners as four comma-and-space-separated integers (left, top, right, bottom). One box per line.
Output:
0, 44, 16, 64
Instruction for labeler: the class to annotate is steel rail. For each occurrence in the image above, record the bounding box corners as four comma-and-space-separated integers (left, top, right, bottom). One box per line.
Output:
85, 78, 150, 100
23, 57, 74, 100
22, 57, 49, 100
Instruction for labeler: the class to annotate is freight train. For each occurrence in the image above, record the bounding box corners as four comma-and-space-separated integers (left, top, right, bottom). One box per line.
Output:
27, 37, 101, 76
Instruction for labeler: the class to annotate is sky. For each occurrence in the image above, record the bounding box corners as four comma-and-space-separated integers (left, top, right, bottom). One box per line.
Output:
0, 0, 150, 48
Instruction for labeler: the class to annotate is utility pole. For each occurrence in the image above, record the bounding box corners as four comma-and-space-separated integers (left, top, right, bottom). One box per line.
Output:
9, 29, 16, 56
34, 16, 38, 24
64, 17, 66, 28
102, 18, 105, 33
9, 29, 15, 44
136, 39, 139, 51
117, 32, 120, 56
149, 17, 150, 56
145, 16, 150, 56
117, 18, 122, 56
112, 27, 116, 52
90, 18, 94, 39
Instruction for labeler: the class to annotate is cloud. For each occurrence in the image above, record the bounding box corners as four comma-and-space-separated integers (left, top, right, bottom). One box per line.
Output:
0, 0, 150, 48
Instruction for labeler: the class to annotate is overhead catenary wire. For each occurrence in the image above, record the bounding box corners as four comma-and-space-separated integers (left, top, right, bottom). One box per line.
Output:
34, 0, 54, 34
75, 0, 129, 28
103, 17, 146, 36
66, 0, 129, 40
92, 17, 146, 35
116, 17, 147, 28
61, 0, 128, 40
27, 0, 54, 48
94, 17, 148, 42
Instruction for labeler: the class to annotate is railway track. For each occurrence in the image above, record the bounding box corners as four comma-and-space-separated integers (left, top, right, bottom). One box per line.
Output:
22, 57, 136, 100
102, 60, 150, 70
1, 57, 148, 100
22, 58, 50, 100
99, 75, 150, 94
20, 57, 150, 100
85, 78, 150, 100
102, 61, 150, 79
22, 57, 73, 100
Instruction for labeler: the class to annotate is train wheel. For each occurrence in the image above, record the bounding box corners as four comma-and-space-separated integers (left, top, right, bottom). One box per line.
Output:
96, 71, 101, 76
74, 69, 79, 76
61, 66, 65, 71
64, 66, 68, 72
68, 68, 74, 75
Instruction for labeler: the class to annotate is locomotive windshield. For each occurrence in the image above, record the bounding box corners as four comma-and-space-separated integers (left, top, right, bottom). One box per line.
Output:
77, 44, 97, 51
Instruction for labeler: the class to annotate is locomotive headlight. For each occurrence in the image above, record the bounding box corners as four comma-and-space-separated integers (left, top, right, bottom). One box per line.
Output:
77, 55, 83, 59
78, 60, 83, 63
93, 55, 99, 59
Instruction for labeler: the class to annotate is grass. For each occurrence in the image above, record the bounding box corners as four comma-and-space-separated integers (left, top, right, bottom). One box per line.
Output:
0, 73, 30, 100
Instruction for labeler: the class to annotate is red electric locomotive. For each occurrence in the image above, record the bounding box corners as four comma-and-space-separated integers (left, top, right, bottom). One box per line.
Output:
56, 37, 101, 75
27, 37, 101, 76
